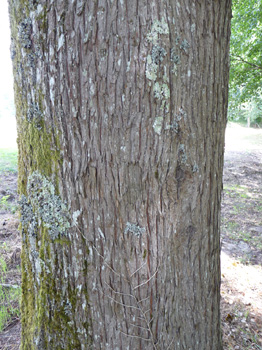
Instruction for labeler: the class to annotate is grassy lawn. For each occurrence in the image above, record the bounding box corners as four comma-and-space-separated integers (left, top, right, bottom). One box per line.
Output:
0, 148, 18, 174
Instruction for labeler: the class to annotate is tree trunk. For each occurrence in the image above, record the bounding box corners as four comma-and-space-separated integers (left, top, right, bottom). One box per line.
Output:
8, 0, 231, 349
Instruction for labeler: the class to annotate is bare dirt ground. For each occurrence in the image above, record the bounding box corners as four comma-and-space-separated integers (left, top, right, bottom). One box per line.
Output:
0, 122, 261, 349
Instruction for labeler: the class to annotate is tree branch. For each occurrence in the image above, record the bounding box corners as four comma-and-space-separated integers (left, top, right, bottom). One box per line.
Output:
231, 55, 262, 70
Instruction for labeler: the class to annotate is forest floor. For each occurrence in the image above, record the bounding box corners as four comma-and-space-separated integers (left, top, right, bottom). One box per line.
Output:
0, 122, 262, 349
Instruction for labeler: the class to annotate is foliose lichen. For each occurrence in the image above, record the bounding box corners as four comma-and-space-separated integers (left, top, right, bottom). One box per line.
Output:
170, 47, 181, 74
146, 19, 169, 82
151, 45, 167, 65
19, 171, 70, 240
180, 39, 190, 53
192, 164, 199, 173
147, 19, 169, 45
170, 48, 180, 64
19, 195, 38, 237
146, 55, 158, 81
145, 18, 172, 134
153, 82, 170, 102
124, 222, 146, 237
26, 53, 35, 69
18, 18, 32, 49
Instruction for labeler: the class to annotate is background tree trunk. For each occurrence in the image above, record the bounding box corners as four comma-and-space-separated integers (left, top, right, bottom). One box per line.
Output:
8, 0, 231, 349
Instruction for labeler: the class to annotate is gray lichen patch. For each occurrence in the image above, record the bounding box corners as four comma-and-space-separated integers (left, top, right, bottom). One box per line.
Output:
124, 222, 146, 237
151, 45, 167, 65
180, 39, 190, 53
153, 82, 170, 101
192, 163, 199, 173
170, 47, 181, 74
18, 17, 32, 49
27, 102, 43, 130
165, 107, 187, 133
146, 19, 169, 82
19, 195, 38, 237
146, 18, 172, 134
145, 55, 158, 82
178, 144, 187, 165
20, 171, 70, 240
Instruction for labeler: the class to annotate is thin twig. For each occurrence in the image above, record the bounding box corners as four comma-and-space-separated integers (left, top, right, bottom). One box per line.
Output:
100, 290, 140, 310
166, 336, 175, 350
120, 330, 151, 341
133, 267, 159, 290
137, 296, 150, 304
104, 281, 135, 300
92, 245, 122, 277
137, 315, 154, 324
130, 323, 150, 331
130, 260, 147, 277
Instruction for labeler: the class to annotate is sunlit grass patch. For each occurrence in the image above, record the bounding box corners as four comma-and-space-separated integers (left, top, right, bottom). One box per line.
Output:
0, 148, 18, 174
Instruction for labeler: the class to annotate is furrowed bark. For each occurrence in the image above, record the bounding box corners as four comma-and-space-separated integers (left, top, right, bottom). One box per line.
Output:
8, 0, 231, 349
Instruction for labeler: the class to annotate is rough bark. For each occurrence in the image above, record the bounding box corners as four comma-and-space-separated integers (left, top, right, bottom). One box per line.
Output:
8, 0, 231, 349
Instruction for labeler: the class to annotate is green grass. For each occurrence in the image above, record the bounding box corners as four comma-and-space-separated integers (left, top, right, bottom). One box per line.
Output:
0, 257, 21, 331
0, 195, 18, 214
0, 148, 18, 174
223, 184, 251, 199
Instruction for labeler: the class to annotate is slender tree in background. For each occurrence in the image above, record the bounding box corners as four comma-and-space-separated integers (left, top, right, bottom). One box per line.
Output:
8, 1, 231, 349
228, 0, 262, 125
